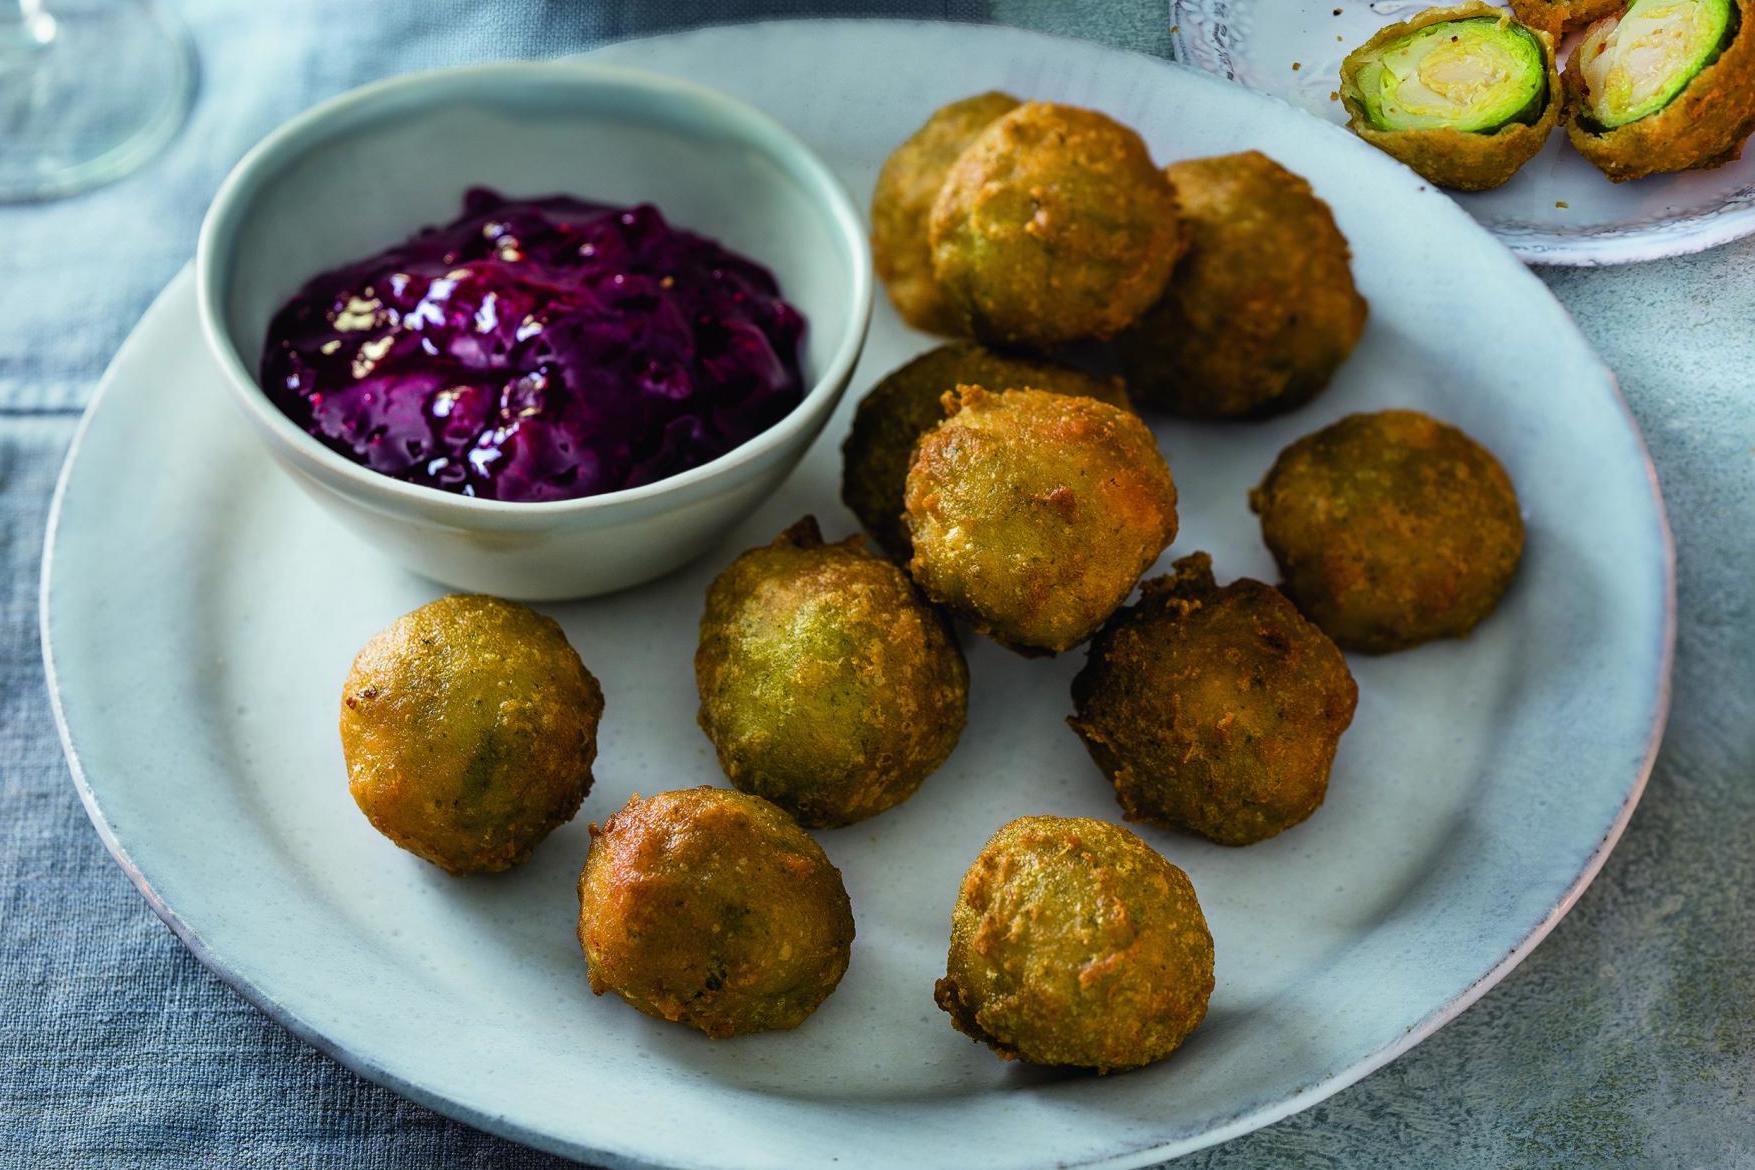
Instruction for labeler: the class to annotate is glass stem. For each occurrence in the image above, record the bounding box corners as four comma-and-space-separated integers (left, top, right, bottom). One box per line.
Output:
5, 0, 58, 51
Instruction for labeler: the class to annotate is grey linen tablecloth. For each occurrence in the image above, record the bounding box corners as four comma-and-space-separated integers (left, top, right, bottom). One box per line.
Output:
4, 2, 1751, 1166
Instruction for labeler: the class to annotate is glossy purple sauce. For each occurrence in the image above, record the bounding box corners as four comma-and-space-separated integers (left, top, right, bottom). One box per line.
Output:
260, 188, 807, 502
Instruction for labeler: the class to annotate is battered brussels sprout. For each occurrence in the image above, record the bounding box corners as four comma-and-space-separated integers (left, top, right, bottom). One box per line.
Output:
1115, 152, 1367, 420
1354, 17, 1547, 131
1340, 5, 1561, 191
1251, 410, 1524, 654
1069, 553, 1358, 846
696, 517, 968, 828
841, 344, 1129, 560
1510, 0, 1625, 38
578, 787, 854, 1038
905, 387, 1179, 655
928, 103, 1186, 348
934, 816, 1214, 1072
1567, 0, 1755, 181
871, 92, 1022, 335
1579, 0, 1733, 126
341, 595, 603, 874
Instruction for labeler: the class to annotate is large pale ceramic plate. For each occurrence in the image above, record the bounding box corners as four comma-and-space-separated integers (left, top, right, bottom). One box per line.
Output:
1171, 0, 1755, 265
43, 20, 1672, 1170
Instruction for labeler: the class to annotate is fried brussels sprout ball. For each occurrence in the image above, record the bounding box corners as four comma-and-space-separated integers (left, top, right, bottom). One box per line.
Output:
1510, 0, 1624, 38
905, 387, 1179, 655
1340, 5, 1561, 191
1566, 0, 1755, 182
578, 787, 854, 1038
341, 595, 603, 874
928, 102, 1186, 348
696, 517, 968, 828
841, 343, 1129, 560
872, 92, 1022, 335
1115, 152, 1367, 420
935, 816, 1214, 1072
1251, 410, 1524, 654
1069, 553, 1358, 846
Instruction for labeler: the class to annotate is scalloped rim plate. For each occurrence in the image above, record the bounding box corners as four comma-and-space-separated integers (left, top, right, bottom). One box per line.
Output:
1171, 0, 1755, 265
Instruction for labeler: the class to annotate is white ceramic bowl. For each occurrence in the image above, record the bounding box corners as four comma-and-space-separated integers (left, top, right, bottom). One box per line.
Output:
197, 61, 871, 600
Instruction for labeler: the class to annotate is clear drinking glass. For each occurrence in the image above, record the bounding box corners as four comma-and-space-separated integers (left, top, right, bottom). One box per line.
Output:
0, 0, 195, 201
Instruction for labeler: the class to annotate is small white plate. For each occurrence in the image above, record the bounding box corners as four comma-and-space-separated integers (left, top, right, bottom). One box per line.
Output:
43, 20, 1672, 1170
1172, 0, 1755, 265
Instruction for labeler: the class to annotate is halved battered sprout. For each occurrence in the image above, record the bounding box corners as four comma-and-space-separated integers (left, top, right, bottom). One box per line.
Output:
1567, 0, 1755, 181
1353, 17, 1548, 132
1250, 409, 1524, 654
905, 387, 1178, 655
928, 102, 1186, 348
1116, 152, 1366, 420
696, 517, 968, 828
841, 343, 1129, 560
1510, 0, 1626, 38
1579, 0, 1733, 127
578, 787, 854, 1038
935, 816, 1214, 1072
872, 92, 1022, 335
1341, 5, 1561, 191
1069, 553, 1358, 846
341, 595, 603, 874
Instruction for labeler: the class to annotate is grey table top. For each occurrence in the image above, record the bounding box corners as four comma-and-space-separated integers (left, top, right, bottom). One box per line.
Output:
3, 2, 1751, 1167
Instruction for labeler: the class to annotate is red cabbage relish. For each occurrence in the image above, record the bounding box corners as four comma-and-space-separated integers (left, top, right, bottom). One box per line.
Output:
260, 188, 808, 503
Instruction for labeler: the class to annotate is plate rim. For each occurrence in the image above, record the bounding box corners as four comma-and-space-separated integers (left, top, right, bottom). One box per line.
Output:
40, 268, 661, 1170
1167, 0, 1755, 267
43, 18, 1679, 1168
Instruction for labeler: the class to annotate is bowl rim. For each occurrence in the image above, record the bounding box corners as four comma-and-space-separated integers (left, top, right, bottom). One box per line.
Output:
195, 59, 873, 517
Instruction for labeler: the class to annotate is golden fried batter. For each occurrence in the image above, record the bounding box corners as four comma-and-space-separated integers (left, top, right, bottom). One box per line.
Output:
1510, 0, 1622, 38
1565, 0, 1755, 182
578, 787, 855, 1038
872, 92, 1022, 335
341, 595, 603, 874
841, 344, 1129, 561
928, 102, 1186, 347
1251, 409, 1524, 654
905, 387, 1178, 655
1340, 4, 1561, 192
935, 816, 1213, 1072
696, 517, 968, 828
1117, 151, 1366, 420
1070, 553, 1358, 846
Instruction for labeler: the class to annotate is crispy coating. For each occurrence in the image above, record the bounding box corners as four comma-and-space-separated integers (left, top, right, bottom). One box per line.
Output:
696, 517, 968, 828
1566, 1, 1755, 182
1116, 152, 1367, 420
934, 816, 1214, 1072
841, 343, 1130, 561
872, 92, 1022, 335
578, 787, 854, 1038
904, 387, 1178, 655
1509, 0, 1622, 38
1069, 553, 1358, 846
1340, 4, 1561, 192
341, 595, 603, 874
1250, 409, 1524, 654
928, 103, 1186, 348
